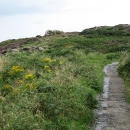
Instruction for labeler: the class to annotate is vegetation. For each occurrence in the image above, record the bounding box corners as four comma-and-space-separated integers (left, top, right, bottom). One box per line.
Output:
0, 24, 130, 129
45, 30, 64, 36
80, 24, 130, 37
118, 51, 130, 103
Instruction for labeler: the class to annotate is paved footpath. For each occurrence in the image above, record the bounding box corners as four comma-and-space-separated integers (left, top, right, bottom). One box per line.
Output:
94, 62, 130, 130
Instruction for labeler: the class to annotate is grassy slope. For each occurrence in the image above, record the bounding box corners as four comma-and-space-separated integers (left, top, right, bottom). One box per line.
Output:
118, 51, 130, 103
0, 34, 130, 130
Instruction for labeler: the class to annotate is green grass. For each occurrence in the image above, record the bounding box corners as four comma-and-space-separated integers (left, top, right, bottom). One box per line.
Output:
0, 35, 128, 130
118, 51, 130, 103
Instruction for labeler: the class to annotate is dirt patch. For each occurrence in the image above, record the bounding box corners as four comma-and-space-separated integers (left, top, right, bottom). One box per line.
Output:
93, 62, 130, 130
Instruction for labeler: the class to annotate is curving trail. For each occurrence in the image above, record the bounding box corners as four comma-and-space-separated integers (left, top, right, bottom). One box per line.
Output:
93, 62, 130, 130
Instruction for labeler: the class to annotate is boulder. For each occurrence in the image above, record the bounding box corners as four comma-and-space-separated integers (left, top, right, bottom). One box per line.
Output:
38, 47, 44, 51
11, 49, 19, 53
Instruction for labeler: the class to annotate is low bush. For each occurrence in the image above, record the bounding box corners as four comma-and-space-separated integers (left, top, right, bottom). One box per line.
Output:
0, 34, 125, 129
118, 52, 130, 102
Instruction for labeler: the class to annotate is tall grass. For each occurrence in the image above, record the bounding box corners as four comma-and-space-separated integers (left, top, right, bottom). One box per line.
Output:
118, 51, 130, 103
0, 35, 127, 129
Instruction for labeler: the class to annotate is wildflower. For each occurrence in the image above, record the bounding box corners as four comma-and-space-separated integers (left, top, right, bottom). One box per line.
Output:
2, 85, 12, 90
47, 69, 52, 72
44, 66, 50, 69
53, 59, 56, 62
24, 74, 34, 80
59, 61, 62, 65
9, 66, 24, 75
25, 83, 36, 90
18, 80, 23, 84
43, 58, 51, 62
12, 66, 24, 72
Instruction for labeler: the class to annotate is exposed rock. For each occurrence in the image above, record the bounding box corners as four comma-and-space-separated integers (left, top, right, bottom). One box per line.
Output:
11, 49, 19, 53
1, 50, 7, 54
44, 30, 64, 36
38, 47, 44, 51
61, 32, 80, 37
21, 47, 31, 51
42, 46, 49, 49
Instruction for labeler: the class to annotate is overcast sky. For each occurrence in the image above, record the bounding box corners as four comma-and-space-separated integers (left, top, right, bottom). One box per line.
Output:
0, 0, 130, 42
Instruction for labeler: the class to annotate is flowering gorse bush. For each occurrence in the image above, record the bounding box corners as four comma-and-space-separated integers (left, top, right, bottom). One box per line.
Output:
59, 61, 62, 65
43, 57, 51, 62
12, 66, 24, 72
44, 66, 50, 69
24, 73, 34, 80
44, 65, 52, 72
42, 57, 63, 65
42, 57, 63, 73
53, 59, 56, 62
0, 57, 63, 97
9, 66, 24, 75
18, 80, 23, 84
25, 83, 36, 90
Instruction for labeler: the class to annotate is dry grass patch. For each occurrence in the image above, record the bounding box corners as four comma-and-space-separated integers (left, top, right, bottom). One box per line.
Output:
0, 56, 9, 71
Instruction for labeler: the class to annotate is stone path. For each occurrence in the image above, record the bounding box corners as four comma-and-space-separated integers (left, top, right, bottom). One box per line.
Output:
93, 62, 130, 130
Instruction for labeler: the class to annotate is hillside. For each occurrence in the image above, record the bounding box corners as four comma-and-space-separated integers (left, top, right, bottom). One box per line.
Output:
80, 24, 130, 37
0, 24, 130, 130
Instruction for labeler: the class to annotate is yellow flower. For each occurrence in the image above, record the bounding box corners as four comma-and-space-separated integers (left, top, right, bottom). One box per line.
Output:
59, 61, 62, 65
12, 66, 24, 72
53, 59, 56, 62
18, 80, 23, 84
43, 58, 51, 62
47, 69, 52, 72
9, 66, 24, 75
24, 74, 34, 80
2, 85, 12, 90
44, 66, 50, 69
25, 83, 36, 90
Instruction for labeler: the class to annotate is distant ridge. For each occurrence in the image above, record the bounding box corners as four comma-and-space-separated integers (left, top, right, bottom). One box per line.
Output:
0, 24, 130, 54
80, 24, 130, 37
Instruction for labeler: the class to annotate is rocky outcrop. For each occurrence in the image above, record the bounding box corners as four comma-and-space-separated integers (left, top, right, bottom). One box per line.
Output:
61, 32, 80, 37
0, 36, 43, 54
20, 46, 49, 52
44, 30, 80, 37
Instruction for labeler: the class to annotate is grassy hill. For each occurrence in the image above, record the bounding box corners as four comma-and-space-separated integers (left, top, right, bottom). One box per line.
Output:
0, 24, 130, 130
80, 24, 130, 37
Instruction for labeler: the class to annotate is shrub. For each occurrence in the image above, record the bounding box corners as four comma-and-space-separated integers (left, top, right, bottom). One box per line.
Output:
118, 52, 130, 102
